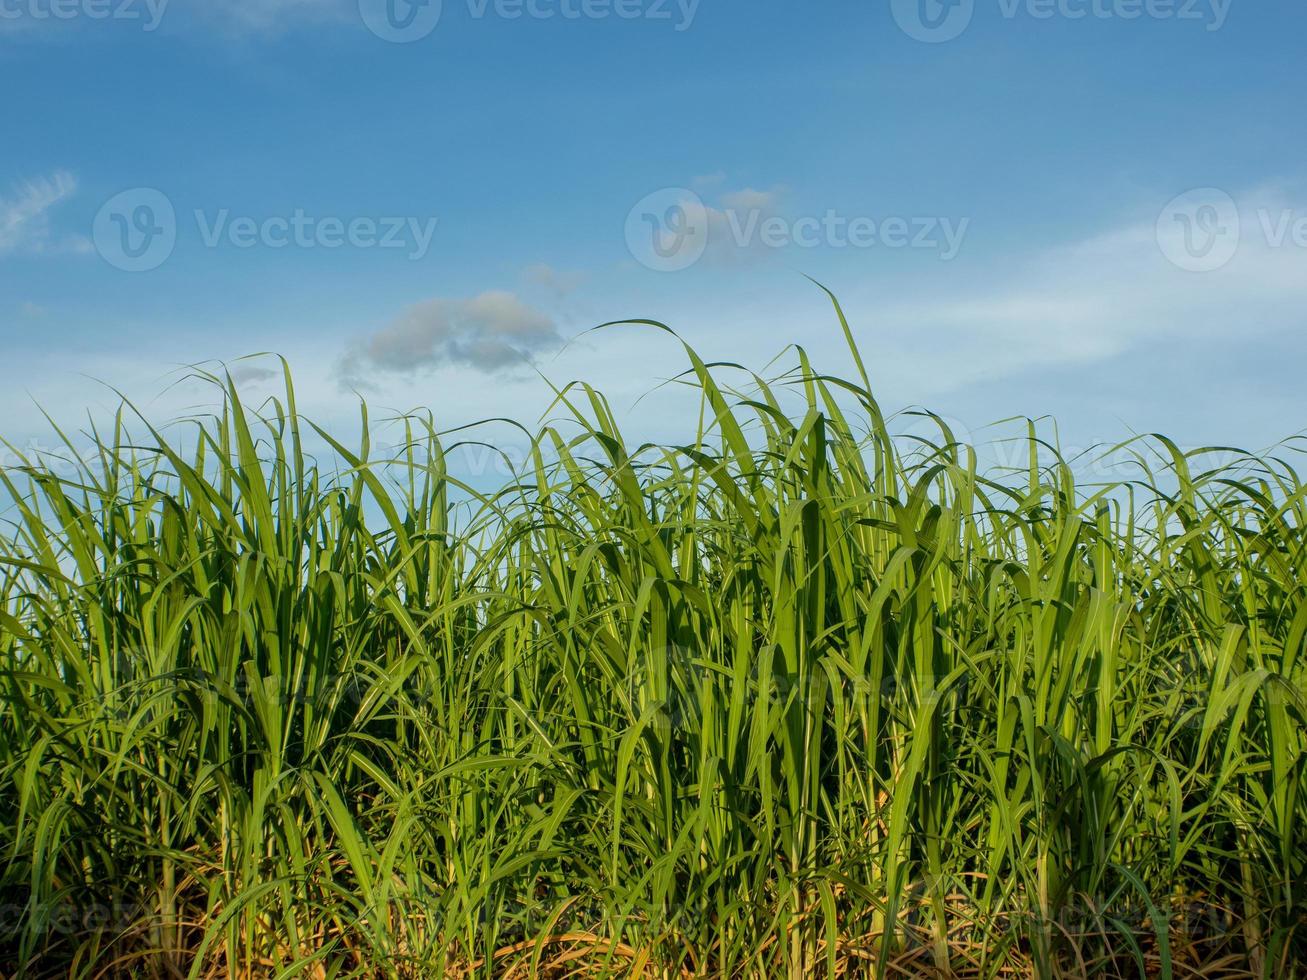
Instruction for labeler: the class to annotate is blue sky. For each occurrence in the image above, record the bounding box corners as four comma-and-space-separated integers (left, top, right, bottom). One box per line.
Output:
2, 0, 1305, 477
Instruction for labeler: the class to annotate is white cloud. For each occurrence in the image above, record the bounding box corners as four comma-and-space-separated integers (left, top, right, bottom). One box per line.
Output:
520, 263, 593, 324
719, 187, 782, 213
339, 290, 562, 386
0, 171, 82, 256
191, 0, 350, 33
684, 184, 789, 267
863, 184, 1307, 395
522, 263, 587, 298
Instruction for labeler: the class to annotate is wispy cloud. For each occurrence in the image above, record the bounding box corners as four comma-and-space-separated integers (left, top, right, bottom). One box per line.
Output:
522, 263, 587, 298
521, 262, 592, 322
339, 291, 562, 386
697, 184, 786, 265
719, 187, 782, 213
854, 182, 1307, 396
0, 171, 84, 256
191, 0, 350, 34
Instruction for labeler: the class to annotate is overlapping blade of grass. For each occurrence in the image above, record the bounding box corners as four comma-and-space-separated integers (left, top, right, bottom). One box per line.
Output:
0, 313, 1303, 978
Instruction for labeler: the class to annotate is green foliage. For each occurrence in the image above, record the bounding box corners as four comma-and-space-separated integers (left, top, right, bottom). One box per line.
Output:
1, 302, 1304, 977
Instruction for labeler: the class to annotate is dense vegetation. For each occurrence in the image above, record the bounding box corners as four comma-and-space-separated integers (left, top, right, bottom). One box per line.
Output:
2, 303, 1304, 977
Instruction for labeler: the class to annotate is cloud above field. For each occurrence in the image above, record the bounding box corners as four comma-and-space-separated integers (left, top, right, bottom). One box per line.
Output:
0, 171, 84, 256
855, 182, 1307, 395
522, 263, 586, 299
338, 291, 562, 386
227, 362, 282, 388
690, 184, 787, 266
